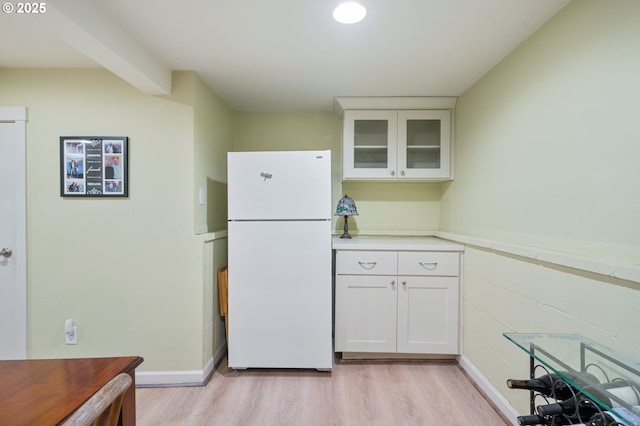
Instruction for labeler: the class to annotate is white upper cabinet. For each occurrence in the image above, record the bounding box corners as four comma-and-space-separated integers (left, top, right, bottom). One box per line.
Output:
343, 110, 398, 179
397, 110, 451, 179
336, 97, 456, 181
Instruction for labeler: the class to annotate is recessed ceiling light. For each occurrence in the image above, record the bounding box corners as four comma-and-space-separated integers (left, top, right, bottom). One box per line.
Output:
333, 2, 367, 24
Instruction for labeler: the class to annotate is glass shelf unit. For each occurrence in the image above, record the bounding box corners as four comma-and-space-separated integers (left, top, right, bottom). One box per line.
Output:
504, 333, 640, 425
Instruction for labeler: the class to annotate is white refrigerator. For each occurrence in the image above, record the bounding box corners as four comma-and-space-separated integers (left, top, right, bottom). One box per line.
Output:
227, 150, 332, 370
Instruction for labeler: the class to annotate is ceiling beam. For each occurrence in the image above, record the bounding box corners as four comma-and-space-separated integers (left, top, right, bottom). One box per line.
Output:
46, 0, 171, 95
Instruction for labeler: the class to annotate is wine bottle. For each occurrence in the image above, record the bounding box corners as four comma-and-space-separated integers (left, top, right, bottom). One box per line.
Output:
517, 414, 550, 425
507, 372, 599, 400
581, 382, 640, 409
584, 411, 624, 426
537, 395, 599, 419
517, 414, 580, 426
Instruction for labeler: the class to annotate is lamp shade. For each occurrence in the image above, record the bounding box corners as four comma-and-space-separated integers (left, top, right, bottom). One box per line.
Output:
335, 194, 358, 216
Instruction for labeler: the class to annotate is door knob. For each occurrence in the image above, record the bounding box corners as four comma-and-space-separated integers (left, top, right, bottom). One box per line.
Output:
0, 247, 12, 258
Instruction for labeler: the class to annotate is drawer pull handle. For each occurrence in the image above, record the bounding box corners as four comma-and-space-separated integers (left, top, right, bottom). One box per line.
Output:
357, 261, 377, 270
418, 262, 438, 270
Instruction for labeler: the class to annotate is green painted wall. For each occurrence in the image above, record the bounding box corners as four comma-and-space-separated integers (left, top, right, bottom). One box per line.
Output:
0, 69, 232, 373
441, 0, 640, 263
232, 111, 444, 235
441, 0, 640, 415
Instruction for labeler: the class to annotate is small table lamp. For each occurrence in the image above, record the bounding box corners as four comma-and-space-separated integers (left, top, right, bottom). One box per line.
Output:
335, 194, 358, 238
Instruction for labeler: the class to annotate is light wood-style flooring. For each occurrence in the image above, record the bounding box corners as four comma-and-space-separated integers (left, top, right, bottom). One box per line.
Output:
136, 356, 510, 426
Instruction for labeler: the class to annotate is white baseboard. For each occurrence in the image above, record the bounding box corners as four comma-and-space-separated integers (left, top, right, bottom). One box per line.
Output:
458, 355, 519, 425
136, 367, 210, 387
136, 344, 226, 387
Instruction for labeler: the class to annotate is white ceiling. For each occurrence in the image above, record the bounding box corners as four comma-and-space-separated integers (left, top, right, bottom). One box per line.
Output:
0, 0, 569, 111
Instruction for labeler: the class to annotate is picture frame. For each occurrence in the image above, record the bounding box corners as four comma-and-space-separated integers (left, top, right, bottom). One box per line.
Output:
60, 136, 128, 197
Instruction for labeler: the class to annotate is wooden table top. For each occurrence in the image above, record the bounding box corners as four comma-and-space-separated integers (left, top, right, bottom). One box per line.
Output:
0, 356, 143, 425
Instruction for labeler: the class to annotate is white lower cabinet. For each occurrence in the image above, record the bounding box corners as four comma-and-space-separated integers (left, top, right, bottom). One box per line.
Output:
335, 248, 460, 355
336, 274, 398, 353
396, 275, 459, 353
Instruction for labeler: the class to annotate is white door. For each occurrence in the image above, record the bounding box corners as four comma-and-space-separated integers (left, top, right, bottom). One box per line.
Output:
396, 276, 459, 354
227, 150, 331, 220
342, 110, 398, 180
227, 220, 332, 369
0, 107, 27, 360
397, 110, 451, 179
334, 275, 398, 353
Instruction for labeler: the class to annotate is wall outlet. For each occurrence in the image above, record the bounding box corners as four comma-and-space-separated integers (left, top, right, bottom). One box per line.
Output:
65, 319, 78, 345
66, 326, 77, 345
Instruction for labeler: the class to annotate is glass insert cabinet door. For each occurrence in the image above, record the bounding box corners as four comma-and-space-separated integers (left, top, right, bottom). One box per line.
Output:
397, 110, 451, 179
343, 110, 398, 179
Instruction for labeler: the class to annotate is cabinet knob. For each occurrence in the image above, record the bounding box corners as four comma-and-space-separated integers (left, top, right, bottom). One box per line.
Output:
402, 281, 407, 286
390, 170, 395, 176
401, 170, 405, 176
391, 280, 395, 286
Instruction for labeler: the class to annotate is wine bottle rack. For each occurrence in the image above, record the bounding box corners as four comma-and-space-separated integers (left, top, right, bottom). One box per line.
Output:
504, 333, 640, 425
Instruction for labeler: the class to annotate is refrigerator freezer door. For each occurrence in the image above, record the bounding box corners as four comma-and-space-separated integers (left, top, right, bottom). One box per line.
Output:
228, 150, 331, 220
228, 220, 332, 370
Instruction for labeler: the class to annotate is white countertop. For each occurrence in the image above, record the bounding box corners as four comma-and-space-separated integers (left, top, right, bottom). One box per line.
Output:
332, 235, 465, 251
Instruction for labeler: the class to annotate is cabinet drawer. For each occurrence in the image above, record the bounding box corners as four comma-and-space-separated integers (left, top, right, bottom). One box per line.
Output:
336, 251, 397, 275
398, 251, 459, 276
